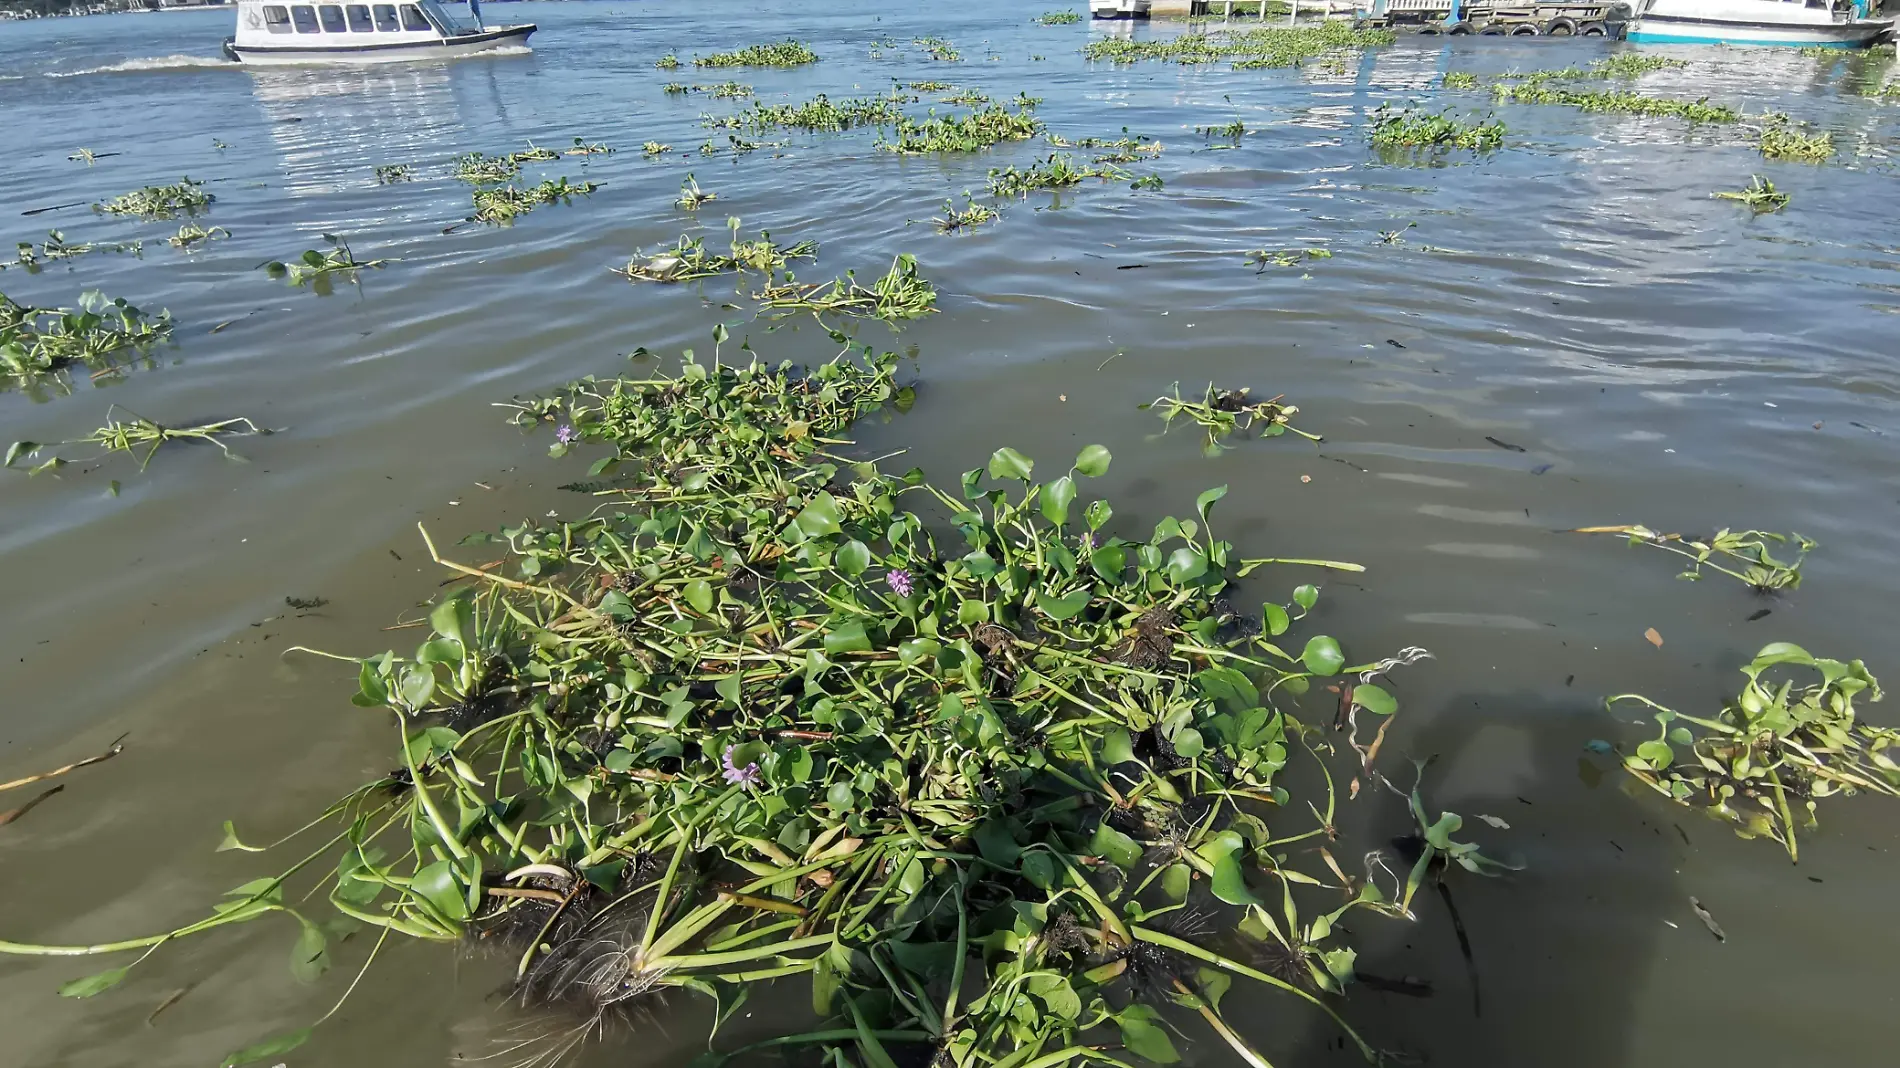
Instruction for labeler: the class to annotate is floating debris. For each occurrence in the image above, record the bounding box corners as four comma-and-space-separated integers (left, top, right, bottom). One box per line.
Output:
1713, 175, 1790, 213
1143, 383, 1321, 454
935, 195, 999, 233
471, 177, 598, 225
1247, 247, 1332, 271
265, 234, 388, 286
374, 163, 415, 183
6, 407, 266, 474
695, 39, 818, 68
1608, 643, 1890, 862
1571, 525, 1812, 591
68, 148, 99, 165
1368, 107, 1506, 151
94, 179, 213, 220
756, 253, 937, 322
168, 223, 228, 250
674, 174, 716, 210
614, 218, 817, 283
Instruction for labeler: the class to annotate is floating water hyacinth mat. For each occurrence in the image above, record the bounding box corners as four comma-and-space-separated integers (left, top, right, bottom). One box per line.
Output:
94, 179, 213, 219
1571, 525, 1812, 592
1607, 643, 1892, 862
0, 288, 171, 382
6, 407, 265, 475
614, 218, 817, 283
1082, 22, 1392, 66
1144, 383, 1320, 454
472, 179, 599, 225
1, 335, 1520, 1068
696, 40, 819, 68
755, 254, 937, 322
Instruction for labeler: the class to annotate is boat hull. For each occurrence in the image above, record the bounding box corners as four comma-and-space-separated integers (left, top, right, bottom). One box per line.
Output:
1625, 15, 1890, 45
1090, 0, 1152, 18
227, 22, 533, 64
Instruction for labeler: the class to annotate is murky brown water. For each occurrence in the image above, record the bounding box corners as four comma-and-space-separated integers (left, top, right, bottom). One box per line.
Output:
3, 4, 1899, 1066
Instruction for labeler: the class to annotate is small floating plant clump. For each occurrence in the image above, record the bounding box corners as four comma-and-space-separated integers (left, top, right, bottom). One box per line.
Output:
168, 223, 228, 250
1713, 175, 1791, 212
674, 174, 717, 209
0, 289, 170, 383
908, 79, 955, 91
1571, 525, 1813, 591
940, 87, 991, 106
7, 230, 142, 271
1594, 53, 1686, 78
694, 39, 818, 68
709, 91, 911, 134
1607, 643, 1892, 861
1084, 21, 1393, 67
2, 333, 1510, 1068
1368, 107, 1506, 152
472, 177, 598, 225
565, 138, 614, 156
986, 154, 1126, 197
1196, 118, 1246, 140
1757, 115, 1833, 162
1491, 83, 1738, 123
265, 234, 389, 286
454, 151, 522, 184
1077, 131, 1165, 163
643, 141, 672, 156
615, 217, 818, 283
883, 105, 1043, 153
935, 196, 999, 233
756, 253, 938, 322
94, 179, 213, 220
374, 163, 415, 183
1247, 247, 1332, 272
1144, 382, 1320, 454
1037, 9, 1083, 24
655, 52, 681, 69
1442, 71, 1479, 90
6, 407, 266, 476
914, 35, 962, 61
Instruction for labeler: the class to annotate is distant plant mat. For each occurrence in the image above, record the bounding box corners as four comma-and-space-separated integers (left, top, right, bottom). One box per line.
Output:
0, 288, 170, 385
1491, 83, 1738, 123
1571, 525, 1813, 592
694, 39, 818, 68
1037, 8, 1083, 24
756, 253, 937, 322
374, 163, 416, 183
265, 234, 390, 286
914, 34, 961, 61
471, 178, 598, 225
706, 91, 912, 134
614, 218, 817, 283
169, 224, 228, 250
565, 138, 615, 156
1247, 247, 1331, 272
6, 406, 266, 476
1713, 175, 1790, 213
1606, 644, 1892, 862
884, 106, 1043, 154
1082, 22, 1393, 67
1367, 106, 1506, 152
94, 179, 213, 220
1143, 383, 1320, 455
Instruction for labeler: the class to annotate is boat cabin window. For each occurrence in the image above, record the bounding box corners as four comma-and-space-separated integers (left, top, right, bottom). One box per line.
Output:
346, 3, 373, 30
318, 4, 347, 31
373, 3, 398, 30
400, 3, 430, 30
290, 4, 320, 32
262, 4, 292, 32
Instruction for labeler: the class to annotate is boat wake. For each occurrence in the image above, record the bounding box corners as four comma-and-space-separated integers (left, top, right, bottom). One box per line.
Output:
45, 54, 236, 78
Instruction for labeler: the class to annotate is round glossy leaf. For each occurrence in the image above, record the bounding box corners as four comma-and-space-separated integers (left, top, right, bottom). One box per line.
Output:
986, 447, 1034, 482
1042, 476, 1077, 527
836, 539, 872, 577
1262, 603, 1290, 636
1164, 547, 1207, 585
1293, 584, 1319, 611
1353, 683, 1397, 716
1085, 498, 1113, 531
684, 579, 715, 615
1301, 636, 1345, 676
1074, 444, 1112, 477
1636, 740, 1674, 768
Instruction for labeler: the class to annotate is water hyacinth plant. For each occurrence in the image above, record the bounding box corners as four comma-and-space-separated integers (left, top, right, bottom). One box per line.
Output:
94, 179, 213, 220
987, 155, 1127, 197
8, 230, 141, 270
656, 52, 680, 69
265, 234, 389, 286
884, 106, 1043, 154
675, 174, 717, 210
1037, 9, 1083, 24
455, 151, 522, 184
914, 35, 961, 61
566, 138, 614, 156
5, 407, 265, 475
1083, 21, 1392, 67
615, 217, 818, 283
1490, 83, 1738, 123
696, 39, 819, 68
1571, 525, 1813, 592
169, 223, 229, 250
0, 288, 171, 383
710, 92, 911, 135
1247, 247, 1332, 272
1367, 107, 1506, 152
1758, 115, 1833, 162
472, 178, 599, 225
374, 163, 416, 183
1, 336, 1504, 1068
935, 196, 999, 233
1713, 175, 1791, 212
1442, 71, 1479, 90
756, 254, 938, 322
1608, 644, 1892, 861
1143, 383, 1320, 454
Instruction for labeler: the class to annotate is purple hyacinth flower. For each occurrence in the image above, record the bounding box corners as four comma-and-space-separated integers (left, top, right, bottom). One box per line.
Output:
886, 568, 914, 598
721, 744, 761, 789
555, 424, 579, 444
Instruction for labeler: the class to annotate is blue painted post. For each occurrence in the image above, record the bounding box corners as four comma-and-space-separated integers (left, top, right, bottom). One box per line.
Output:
1445, 0, 1461, 24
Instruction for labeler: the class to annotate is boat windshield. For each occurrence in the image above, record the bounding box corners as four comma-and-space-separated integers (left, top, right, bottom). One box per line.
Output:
418, 0, 471, 35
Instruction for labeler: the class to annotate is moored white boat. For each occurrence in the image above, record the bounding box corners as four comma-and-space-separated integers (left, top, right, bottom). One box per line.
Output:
1625, 0, 1892, 47
1090, 0, 1153, 19
222, 0, 533, 65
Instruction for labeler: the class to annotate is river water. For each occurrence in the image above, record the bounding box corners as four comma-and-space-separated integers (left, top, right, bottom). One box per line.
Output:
2, 3, 1898, 1066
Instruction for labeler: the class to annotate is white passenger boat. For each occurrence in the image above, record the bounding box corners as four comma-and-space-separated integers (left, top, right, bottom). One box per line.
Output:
222, 0, 533, 64
1090, 0, 1153, 19
1624, 0, 1892, 47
